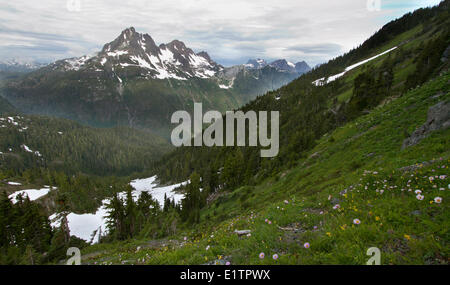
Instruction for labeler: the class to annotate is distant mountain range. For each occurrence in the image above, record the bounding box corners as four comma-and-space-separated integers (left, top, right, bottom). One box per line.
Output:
0, 27, 311, 137
0, 59, 47, 73
245, 58, 311, 74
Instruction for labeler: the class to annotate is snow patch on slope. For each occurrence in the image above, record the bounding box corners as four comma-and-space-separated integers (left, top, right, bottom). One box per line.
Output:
313, 46, 398, 86
9, 187, 53, 203
130, 176, 188, 207
64, 55, 92, 71
49, 176, 187, 243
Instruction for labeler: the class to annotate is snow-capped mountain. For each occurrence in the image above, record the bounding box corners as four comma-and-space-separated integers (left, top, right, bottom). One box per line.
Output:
2, 27, 311, 137
0, 59, 47, 73
269, 59, 297, 73
49, 27, 222, 81
245, 59, 268, 69
244, 58, 311, 74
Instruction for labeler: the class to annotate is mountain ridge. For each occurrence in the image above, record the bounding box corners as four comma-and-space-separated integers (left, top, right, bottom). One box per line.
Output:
245, 58, 311, 74
0, 27, 310, 137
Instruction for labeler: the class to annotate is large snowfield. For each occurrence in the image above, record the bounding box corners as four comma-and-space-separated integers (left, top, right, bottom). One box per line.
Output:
9, 187, 52, 203
50, 176, 187, 243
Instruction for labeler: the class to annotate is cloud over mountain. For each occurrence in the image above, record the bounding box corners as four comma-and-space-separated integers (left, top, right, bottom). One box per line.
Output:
0, 0, 442, 65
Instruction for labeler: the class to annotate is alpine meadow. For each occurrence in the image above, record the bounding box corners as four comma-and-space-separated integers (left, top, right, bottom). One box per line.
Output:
0, 0, 448, 271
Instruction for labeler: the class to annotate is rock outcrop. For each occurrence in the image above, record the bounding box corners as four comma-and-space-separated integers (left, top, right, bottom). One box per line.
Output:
402, 100, 450, 149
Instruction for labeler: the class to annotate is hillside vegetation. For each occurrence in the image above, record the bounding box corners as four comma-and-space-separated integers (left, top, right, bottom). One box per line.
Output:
76, 1, 450, 265
83, 70, 449, 265
0, 115, 171, 176
0, 1, 448, 265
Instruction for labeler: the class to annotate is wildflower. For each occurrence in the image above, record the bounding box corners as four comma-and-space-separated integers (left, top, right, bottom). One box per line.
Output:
439, 175, 446, 180
416, 194, 424, 200
184, 236, 187, 241
415, 190, 422, 194
353, 218, 361, 225
303, 242, 310, 249
284, 200, 289, 204
206, 245, 210, 251
404, 234, 411, 241
226, 261, 231, 265
265, 219, 268, 223
434, 197, 442, 204
247, 233, 251, 237
326, 232, 332, 237
268, 221, 272, 225
375, 216, 380, 221
333, 204, 340, 210
273, 254, 279, 260
259, 252, 265, 259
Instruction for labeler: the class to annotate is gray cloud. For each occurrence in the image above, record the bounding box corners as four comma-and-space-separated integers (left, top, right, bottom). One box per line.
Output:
0, 0, 442, 66
286, 43, 343, 55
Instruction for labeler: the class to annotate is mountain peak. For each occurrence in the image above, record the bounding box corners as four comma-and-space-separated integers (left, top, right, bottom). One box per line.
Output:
245, 58, 268, 69
123, 26, 136, 34
52, 27, 221, 80
197, 51, 211, 62
295, 61, 311, 74
165, 40, 188, 51
269, 59, 296, 73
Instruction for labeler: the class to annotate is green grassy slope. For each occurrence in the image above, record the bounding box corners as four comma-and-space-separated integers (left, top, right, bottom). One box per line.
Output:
82, 71, 449, 265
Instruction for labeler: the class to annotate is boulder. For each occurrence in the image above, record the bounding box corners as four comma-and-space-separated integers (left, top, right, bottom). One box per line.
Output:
234, 230, 251, 236
402, 100, 450, 149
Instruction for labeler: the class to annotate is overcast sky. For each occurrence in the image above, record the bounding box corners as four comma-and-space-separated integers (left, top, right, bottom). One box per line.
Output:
0, 0, 442, 66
